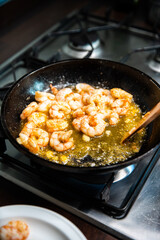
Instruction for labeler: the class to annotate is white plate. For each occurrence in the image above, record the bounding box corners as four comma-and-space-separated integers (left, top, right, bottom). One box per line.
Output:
0, 205, 87, 240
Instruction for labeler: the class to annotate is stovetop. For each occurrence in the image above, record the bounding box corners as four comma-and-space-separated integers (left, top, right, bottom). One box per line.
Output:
0, 2, 160, 240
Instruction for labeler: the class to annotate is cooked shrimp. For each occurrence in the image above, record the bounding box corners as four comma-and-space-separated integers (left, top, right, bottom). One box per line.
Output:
50, 130, 74, 152
109, 111, 120, 125
0, 220, 29, 240
72, 116, 85, 131
76, 83, 95, 93
56, 88, 72, 101
72, 108, 85, 118
46, 119, 68, 132
66, 92, 83, 110
27, 112, 47, 127
91, 89, 110, 105
28, 128, 49, 151
50, 84, 58, 95
83, 103, 98, 116
88, 94, 104, 108
81, 115, 106, 137
96, 108, 112, 120
37, 99, 52, 112
94, 88, 110, 96
35, 91, 55, 102
111, 99, 130, 116
104, 94, 115, 106
17, 121, 36, 145
76, 83, 95, 105
110, 88, 133, 101
49, 101, 71, 119
81, 92, 91, 105
20, 102, 38, 120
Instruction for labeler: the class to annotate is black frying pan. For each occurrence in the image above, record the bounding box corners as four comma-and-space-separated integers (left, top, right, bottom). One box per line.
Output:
1, 59, 160, 183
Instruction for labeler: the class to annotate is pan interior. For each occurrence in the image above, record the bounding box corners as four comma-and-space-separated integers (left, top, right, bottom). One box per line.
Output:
2, 59, 160, 171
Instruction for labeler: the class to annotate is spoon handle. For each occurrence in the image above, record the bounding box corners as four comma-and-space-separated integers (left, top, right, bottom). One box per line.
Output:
121, 101, 160, 143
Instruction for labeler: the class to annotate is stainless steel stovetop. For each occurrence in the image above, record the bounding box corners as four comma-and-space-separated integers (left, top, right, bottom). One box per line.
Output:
0, 3, 160, 240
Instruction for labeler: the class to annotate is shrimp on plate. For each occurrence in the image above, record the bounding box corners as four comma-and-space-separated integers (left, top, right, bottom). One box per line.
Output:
49, 101, 71, 119
20, 102, 38, 120
46, 119, 68, 132
50, 130, 74, 152
0, 220, 29, 240
80, 115, 106, 137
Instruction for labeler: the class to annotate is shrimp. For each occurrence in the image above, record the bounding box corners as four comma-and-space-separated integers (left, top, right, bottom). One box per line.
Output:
81, 115, 106, 137
35, 91, 55, 102
49, 101, 71, 119
81, 92, 91, 105
111, 99, 130, 116
66, 92, 83, 110
110, 88, 133, 102
0, 220, 29, 240
37, 99, 52, 112
28, 128, 49, 151
109, 111, 120, 125
96, 108, 112, 120
72, 116, 85, 131
83, 103, 98, 116
17, 121, 36, 145
76, 83, 95, 105
94, 88, 110, 96
50, 130, 74, 152
91, 88, 111, 105
76, 83, 95, 93
72, 108, 85, 118
88, 94, 104, 108
50, 84, 58, 95
46, 119, 68, 132
27, 112, 48, 127
56, 88, 72, 101
20, 102, 38, 120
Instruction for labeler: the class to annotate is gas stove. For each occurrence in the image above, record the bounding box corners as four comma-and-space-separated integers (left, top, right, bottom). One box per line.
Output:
0, 1, 160, 240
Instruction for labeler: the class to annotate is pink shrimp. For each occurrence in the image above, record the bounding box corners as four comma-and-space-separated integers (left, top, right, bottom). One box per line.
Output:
80, 115, 106, 137
50, 130, 74, 152
20, 102, 38, 120
0, 220, 29, 240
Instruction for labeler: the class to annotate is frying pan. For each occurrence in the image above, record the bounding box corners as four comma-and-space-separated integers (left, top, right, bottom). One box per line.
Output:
1, 59, 160, 183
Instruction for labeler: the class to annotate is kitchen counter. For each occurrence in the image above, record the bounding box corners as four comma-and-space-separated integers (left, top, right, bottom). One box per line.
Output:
0, 0, 117, 239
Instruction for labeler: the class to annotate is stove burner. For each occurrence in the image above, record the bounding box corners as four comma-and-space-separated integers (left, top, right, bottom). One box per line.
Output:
63, 32, 101, 58
148, 49, 160, 72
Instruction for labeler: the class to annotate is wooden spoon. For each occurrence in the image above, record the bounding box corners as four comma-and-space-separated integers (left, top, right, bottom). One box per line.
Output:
121, 101, 160, 144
